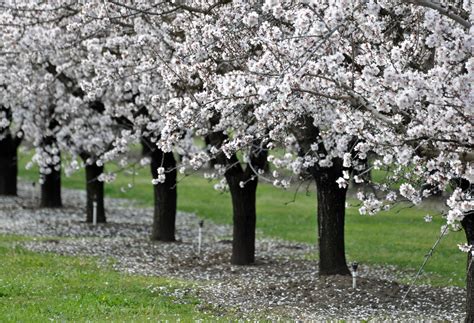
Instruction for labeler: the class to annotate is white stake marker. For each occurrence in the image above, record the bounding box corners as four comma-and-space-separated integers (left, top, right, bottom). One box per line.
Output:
198, 220, 204, 255
92, 201, 97, 226
351, 262, 359, 289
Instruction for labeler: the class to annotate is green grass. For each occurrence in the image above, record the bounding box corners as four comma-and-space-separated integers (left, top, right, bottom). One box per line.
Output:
17, 151, 468, 287
0, 235, 215, 321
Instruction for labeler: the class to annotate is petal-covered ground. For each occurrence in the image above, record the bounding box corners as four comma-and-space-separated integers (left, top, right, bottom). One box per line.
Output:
0, 184, 465, 320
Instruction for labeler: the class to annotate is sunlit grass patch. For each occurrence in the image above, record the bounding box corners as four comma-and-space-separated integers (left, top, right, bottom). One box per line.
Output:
0, 236, 213, 321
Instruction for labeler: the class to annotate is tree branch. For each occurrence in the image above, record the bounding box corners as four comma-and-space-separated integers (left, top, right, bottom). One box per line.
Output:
403, 0, 471, 29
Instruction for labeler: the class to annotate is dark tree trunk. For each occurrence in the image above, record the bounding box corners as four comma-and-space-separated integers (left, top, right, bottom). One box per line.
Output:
85, 163, 106, 223
453, 178, 474, 322
40, 160, 62, 208
0, 133, 18, 195
227, 176, 258, 265
311, 159, 351, 276
294, 118, 350, 276
207, 129, 267, 265
149, 146, 177, 242
462, 212, 474, 323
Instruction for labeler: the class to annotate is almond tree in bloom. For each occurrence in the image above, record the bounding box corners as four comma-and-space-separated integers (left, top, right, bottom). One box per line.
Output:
0, 56, 23, 195
152, 2, 271, 265
158, 0, 361, 272
338, 1, 473, 317
0, 56, 64, 206
244, 0, 473, 315
71, 1, 190, 238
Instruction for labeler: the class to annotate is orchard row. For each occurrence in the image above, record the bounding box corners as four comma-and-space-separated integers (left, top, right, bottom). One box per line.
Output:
0, 1, 472, 319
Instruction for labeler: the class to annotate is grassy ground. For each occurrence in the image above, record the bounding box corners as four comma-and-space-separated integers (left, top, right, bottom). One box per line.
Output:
0, 235, 216, 322
17, 151, 468, 287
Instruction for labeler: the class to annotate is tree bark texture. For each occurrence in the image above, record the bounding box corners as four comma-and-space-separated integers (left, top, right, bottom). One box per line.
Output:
0, 133, 19, 195
311, 159, 351, 276
462, 212, 474, 323
146, 140, 177, 242
227, 172, 258, 265
207, 130, 267, 265
40, 161, 62, 208
452, 178, 474, 322
39, 125, 62, 207
294, 119, 351, 276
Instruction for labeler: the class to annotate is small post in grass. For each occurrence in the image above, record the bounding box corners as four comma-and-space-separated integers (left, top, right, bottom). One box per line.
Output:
92, 201, 97, 226
351, 262, 358, 289
198, 220, 204, 255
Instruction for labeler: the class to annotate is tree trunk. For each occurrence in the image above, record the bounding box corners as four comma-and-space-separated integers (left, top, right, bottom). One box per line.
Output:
0, 133, 18, 195
462, 212, 474, 323
311, 160, 351, 276
40, 161, 62, 208
85, 163, 106, 223
227, 176, 258, 265
206, 126, 267, 265
150, 147, 177, 241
